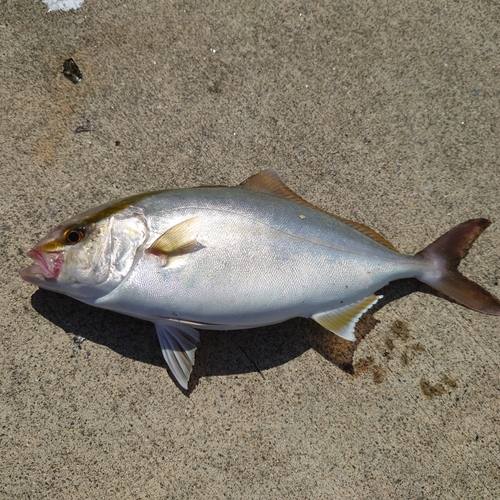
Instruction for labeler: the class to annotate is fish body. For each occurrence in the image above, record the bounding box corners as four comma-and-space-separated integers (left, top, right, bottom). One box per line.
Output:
98, 187, 419, 327
21, 170, 500, 388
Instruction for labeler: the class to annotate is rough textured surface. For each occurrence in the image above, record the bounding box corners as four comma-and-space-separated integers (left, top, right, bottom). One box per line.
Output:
1, 1, 500, 498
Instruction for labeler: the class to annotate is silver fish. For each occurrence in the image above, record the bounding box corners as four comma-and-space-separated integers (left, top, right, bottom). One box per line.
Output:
21, 169, 500, 388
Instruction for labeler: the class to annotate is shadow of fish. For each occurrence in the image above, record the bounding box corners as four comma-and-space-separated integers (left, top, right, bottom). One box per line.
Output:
21, 169, 500, 389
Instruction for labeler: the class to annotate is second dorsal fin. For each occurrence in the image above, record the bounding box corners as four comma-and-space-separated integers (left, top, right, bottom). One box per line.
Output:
239, 169, 399, 252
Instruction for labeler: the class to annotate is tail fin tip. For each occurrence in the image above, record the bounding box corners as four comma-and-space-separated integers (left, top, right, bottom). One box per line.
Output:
417, 218, 500, 316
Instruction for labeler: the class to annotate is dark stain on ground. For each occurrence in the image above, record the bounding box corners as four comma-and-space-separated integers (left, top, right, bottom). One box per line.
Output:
401, 342, 426, 366
420, 375, 458, 398
420, 379, 446, 398
440, 374, 458, 389
207, 80, 221, 93
354, 357, 385, 384
384, 337, 395, 351
391, 319, 410, 341
382, 320, 429, 366
412, 342, 426, 352
401, 350, 410, 366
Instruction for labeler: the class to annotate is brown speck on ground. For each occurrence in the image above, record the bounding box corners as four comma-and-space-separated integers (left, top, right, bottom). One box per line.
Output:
3, 1, 500, 498
440, 374, 458, 389
401, 350, 410, 366
384, 336, 395, 351
354, 357, 385, 384
420, 379, 447, 398
412, 342, 426, 353
391, 319, 410, 341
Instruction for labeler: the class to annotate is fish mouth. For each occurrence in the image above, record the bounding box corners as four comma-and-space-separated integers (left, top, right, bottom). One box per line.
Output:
21, 249, 64, 281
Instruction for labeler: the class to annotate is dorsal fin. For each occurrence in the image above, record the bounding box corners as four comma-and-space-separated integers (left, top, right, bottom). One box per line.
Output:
239, 169, 399, 252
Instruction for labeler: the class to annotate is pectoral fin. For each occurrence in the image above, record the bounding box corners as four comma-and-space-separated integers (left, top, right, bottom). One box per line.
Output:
311, 295, 382, 341
147, 216, 202, 257
155, 321, 200, 389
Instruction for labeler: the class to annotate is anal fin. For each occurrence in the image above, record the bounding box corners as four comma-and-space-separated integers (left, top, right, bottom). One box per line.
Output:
155, 321, 200, 389
311, 295, 382, 341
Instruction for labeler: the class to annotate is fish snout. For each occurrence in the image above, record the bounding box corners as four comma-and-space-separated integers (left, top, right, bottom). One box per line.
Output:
21, 249, 64, 281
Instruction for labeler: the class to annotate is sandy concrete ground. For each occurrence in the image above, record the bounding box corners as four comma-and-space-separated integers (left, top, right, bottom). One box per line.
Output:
1, 0, 500, 498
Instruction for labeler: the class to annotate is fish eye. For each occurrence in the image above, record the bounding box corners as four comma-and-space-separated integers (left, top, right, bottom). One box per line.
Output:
64, 226, 86, 245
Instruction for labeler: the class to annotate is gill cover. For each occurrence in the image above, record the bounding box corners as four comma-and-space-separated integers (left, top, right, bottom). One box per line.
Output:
60, 206, 148, 297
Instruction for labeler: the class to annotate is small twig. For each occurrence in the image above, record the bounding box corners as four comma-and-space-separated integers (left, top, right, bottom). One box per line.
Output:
237, 343, 265, 380
75, 122, 94, 134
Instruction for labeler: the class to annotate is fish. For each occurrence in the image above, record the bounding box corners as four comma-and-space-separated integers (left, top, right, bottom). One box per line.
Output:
21, 169, 500, 389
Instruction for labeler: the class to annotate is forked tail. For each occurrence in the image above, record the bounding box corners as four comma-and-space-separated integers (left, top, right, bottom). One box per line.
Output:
416, 218, 500, 315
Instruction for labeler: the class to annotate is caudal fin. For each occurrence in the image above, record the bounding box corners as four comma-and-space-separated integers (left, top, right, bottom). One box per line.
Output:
416, 219, 500, 316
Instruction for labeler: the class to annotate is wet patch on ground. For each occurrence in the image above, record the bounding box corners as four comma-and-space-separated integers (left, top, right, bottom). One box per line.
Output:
420, 375, 458, 399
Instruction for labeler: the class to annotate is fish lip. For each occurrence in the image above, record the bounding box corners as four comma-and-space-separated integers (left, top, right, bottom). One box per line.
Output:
21, 249, 64, 280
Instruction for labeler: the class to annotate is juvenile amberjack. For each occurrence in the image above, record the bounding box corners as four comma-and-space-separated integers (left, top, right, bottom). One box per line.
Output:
21, 169, 500, 388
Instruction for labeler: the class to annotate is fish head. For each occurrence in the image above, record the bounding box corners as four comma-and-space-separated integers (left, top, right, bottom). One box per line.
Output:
21, 201, 148, 302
